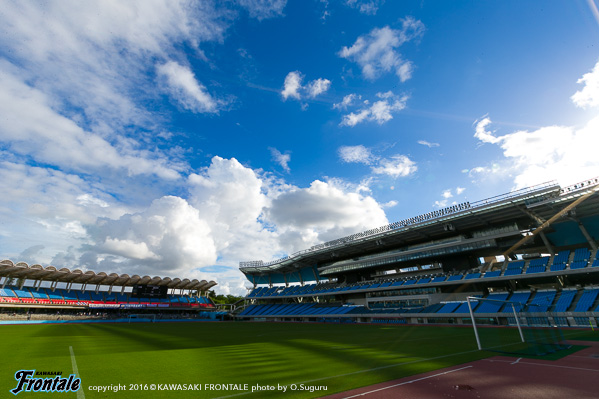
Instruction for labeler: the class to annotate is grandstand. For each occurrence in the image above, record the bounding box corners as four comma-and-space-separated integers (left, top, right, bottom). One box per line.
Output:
0, 260, 217, 320
238, 177, 599, 328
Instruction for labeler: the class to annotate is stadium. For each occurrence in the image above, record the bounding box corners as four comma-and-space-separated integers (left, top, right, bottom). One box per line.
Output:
238, 176, 599, 329
2, 177, 599, 398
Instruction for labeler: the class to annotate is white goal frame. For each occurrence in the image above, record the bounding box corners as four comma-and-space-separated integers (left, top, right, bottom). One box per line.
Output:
467, 296, 525, 350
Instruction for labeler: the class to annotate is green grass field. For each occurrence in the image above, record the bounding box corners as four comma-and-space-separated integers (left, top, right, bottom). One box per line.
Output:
1, 321, 596, 398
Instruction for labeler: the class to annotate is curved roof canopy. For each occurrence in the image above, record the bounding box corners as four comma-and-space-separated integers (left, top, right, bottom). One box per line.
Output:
0, 260, 217, 291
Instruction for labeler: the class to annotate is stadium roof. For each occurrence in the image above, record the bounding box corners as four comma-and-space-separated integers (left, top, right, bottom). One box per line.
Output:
0, 260, 217, 291
240, 177, 599, 280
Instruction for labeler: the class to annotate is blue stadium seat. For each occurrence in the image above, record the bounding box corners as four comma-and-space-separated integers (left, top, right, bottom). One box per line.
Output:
553, 290, 577, 312
570, 260, 588, 269
475, 293, 509, 313
526, 290, 556, 312
550, 250, 570, 271
573, 248, 591, 262
436, 302, 460, 313
483, 270, 501, 278
501, 292, 530, 312
574, 289, 599, 312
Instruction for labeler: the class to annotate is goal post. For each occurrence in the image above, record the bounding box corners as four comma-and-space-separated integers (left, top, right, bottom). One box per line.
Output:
467, 296, 569, 356
468, 296, 525, 350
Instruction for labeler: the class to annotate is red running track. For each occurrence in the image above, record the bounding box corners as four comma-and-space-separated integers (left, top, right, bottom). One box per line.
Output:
319, 340, 599, 399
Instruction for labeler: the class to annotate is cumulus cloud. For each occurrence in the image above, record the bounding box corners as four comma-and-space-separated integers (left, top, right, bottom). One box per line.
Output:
281, 71, 331, 101
339, 18, 425, 81
265, 180, 389, 250
86, 196, 216, 275
371, 155, 417, 178
471, 61, 599, 188
338, 145, 375, 164
473, 116, 599, 188
157, 61, 220, 113
340, 91, 408, 127
269, 147, 291, 172
281, 71, 303, 100
571, 60, 599, 109
306, 78, 332, 98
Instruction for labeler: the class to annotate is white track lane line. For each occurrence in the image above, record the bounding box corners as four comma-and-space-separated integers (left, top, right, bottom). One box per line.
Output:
338, 365, 473, 399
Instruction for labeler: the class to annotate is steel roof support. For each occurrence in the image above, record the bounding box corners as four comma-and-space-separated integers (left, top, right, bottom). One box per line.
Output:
577, 220, 598, 252
539, 231, 554, 255
503, 188, 598, 258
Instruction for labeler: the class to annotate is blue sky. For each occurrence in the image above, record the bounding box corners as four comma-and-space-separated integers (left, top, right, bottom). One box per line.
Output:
1, 0, 598, 295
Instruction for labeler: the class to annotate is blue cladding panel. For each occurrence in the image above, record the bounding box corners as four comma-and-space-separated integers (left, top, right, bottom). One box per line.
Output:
269, 273, 286, 284
546, 221, 588, 247
300, 267, 318, 282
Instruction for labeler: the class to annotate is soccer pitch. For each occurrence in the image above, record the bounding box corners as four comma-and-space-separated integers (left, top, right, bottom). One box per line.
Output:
1, 321, 593, 398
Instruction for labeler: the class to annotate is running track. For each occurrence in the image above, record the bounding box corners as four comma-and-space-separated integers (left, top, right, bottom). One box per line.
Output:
320, 340, 599, 399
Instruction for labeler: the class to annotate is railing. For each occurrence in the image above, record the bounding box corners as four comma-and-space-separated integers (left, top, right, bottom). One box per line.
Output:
240, 179, 565, 270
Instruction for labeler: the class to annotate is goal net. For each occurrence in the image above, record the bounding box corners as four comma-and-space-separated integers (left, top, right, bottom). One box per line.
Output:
467, 296, 569, 356
127, 314, 157, 323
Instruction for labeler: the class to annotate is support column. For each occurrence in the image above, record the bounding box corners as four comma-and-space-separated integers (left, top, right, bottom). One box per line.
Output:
577, 221, 598, 252
539, 231, 554, 254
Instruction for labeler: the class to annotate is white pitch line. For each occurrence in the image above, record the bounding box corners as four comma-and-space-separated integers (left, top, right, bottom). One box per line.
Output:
511, 357, 522, 365
338, 365, 473, 399
69, 346, 85, 399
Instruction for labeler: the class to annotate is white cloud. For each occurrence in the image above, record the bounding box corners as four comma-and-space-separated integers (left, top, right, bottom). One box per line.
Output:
345, 0, 385, 15
571, 60, 599, 108
0, 1, 231, 134
265, 180, 389, 250
86, 196, 217, 276
269, 147, 291, 172
473, 116, 501, 144
433, 200, 448, 208
456, 187, 466, 195
340, 91, 408, 126
382, 200, 398, 208
281, 71, 303, 100
418, 140, 440, 148
281, 71, 331, 101
306, 78, 332, 98
472, 115, 599, 188
0, 68, 182, 180
339, 18, 425, 81
371, 155, 417, 178
237, 0, 287, 20
333, 93, 360, 110
339, 145, 417, 180
442, 189, 453, 199
338, 145, 375, 164
1, 153, 396, 295
157, 61, 220, 113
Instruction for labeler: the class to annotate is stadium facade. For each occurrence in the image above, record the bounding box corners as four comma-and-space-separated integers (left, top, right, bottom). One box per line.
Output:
238, 177, 599, 328
0, 260, 217, 317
